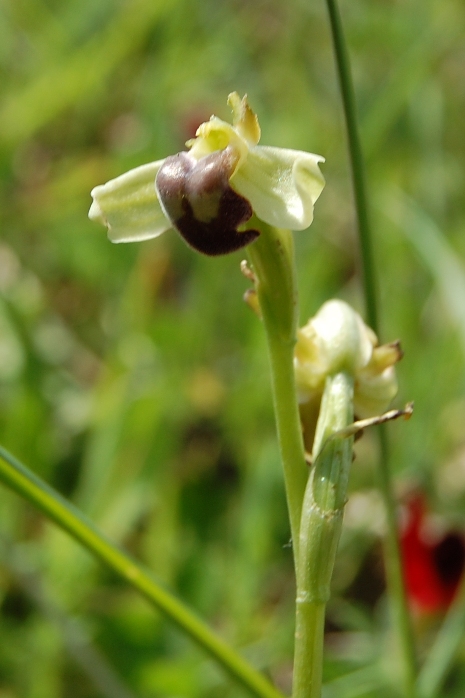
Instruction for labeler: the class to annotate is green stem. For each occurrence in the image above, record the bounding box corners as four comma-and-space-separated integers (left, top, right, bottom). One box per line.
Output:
324, 1, 417, 694
248, 224, 308, 563
324, 0, 377, 331
0, 445, 284, 698
293, 603, 325, 698
292, 372, 354, 698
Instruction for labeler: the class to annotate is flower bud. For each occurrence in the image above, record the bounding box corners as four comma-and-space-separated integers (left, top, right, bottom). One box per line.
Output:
294, 300, 401, 449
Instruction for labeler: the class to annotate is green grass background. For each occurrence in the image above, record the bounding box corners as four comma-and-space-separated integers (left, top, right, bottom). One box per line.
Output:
0, 0, 464, 695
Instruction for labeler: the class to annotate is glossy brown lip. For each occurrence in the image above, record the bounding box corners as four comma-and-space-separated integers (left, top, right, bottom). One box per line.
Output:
156, 150, 259, 256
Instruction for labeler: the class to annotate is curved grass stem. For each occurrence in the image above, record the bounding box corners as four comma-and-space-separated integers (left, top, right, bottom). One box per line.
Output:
417, 571, 465, 698
0, 445, 284, 698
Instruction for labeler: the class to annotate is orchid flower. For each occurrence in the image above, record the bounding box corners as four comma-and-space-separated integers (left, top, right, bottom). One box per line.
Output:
89, 93, 325, 255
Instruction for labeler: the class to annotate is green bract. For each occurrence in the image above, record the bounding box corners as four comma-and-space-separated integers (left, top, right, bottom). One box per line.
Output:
89, 93, 325, 254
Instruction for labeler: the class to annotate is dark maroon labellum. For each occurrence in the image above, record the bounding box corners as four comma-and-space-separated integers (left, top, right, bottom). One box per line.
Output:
155, 149, 260, 256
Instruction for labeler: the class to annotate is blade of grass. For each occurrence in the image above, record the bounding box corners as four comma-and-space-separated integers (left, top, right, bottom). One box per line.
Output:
0, 445, 284, 698
322, 1, 417, 695
416, 574, 465, 698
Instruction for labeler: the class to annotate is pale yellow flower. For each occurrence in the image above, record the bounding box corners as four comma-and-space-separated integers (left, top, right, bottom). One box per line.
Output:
89, 93, 325, 255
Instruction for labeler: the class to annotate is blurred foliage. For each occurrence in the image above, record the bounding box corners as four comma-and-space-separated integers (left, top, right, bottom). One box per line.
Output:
0, 0, 464, 696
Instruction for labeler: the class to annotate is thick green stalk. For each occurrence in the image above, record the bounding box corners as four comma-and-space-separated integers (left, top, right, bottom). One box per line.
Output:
293, 603, 325, 698
0, 446, 284, 698
323, 0, 417, 694
248, 224, 309, 562
292, 372, 354, 698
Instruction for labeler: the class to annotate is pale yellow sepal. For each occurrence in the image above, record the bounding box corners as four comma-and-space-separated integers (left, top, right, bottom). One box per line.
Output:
89, 161, 171, 243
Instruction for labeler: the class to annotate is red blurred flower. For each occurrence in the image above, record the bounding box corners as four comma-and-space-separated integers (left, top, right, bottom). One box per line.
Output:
400, 494, 465, 614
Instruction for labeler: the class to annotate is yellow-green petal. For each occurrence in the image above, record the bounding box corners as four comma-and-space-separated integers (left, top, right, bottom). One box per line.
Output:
231, 145, 325, 231
89, 161, 171, 243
